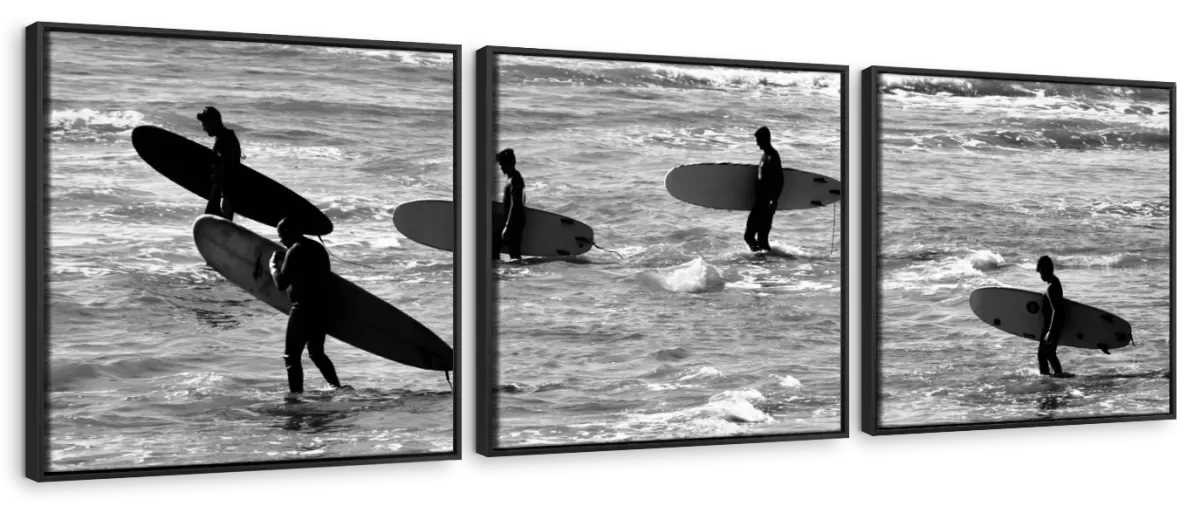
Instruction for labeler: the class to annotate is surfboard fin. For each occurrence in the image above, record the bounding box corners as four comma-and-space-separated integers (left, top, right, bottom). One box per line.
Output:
1098, 344, 1111, 355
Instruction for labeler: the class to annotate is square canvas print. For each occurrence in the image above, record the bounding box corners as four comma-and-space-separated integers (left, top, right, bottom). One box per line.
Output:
477, 47, 847, 455
862, 66, 1175, 434
26, 23, 460, 480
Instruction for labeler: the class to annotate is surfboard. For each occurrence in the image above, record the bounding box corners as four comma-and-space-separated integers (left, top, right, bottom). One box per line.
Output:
665, 163, 842, 211
392, 200, 593, 257
134, 126, 334, 236
193, 215, 452, 371
969, 287, 1133, 352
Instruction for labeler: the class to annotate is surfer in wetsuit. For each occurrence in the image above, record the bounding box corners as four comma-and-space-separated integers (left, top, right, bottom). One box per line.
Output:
271, 217, 347, 396
1036, 256, 1071, 378
197, 106, 240, 220
744, 127, 784, 252
494, 148, 525, 261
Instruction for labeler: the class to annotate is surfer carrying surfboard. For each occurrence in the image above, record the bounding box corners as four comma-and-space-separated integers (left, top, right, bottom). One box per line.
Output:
1036, 256, 1071, 378
197, 106, 241, 221
270, 217, 347, 395
494, 148, 526, 261
744, 127, 784, 253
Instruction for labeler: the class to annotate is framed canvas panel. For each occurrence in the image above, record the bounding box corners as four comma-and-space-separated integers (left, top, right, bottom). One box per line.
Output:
477, 46, 848, 456
26, 22, 461, 480
861, 66, 1175, 435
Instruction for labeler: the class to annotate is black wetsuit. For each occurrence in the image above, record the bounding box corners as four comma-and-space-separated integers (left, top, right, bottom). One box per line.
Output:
744, 146, 784, 251
205, 129, 241, 220
1039, 277, 1065, 375
495, 171, 526, 260
274, 237, 339, 393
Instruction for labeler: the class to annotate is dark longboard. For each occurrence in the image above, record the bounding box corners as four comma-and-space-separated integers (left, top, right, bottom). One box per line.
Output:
194, 216, 452, 371
133, 126, 334, 236
392, 200, 593, 257
969, 287, 1133, 352
665, 163, 843, 211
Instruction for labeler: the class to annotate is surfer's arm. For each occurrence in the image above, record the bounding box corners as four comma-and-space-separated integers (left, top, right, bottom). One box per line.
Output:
505, 178, 525, 230
1045, 283, 1065, 339
272, 247, 298, 290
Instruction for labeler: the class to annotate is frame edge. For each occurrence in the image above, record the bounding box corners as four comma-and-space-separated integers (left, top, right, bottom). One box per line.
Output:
860, 66, 881, 436
474, 46, 497, 457
1171, 82, 1180, 422
26, 21, 49, 482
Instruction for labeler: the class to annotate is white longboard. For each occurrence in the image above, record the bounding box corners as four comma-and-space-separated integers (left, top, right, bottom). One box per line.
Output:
969, 287, 1133, 352
665, 163, 842, 211
393, 200, 593, 257
193, 215, 453, 370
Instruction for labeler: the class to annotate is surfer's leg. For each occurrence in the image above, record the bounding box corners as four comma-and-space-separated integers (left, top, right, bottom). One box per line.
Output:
492, 224, 502, 260
284, 308, 307, 393
305, 313, 341, 389
1037, 340, 1050, 375
507, 220, 524, 260
744, 204, 761, 251
220, 194, 234, 221
758, 199, 779, 252
1047, 337, 1063, 375
205, 185, 223, 216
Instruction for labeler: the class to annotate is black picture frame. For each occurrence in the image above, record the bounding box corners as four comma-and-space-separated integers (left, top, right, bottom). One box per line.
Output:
470, 45, 854, 458
864, 65, 1180, 436
24, 20, 463, 482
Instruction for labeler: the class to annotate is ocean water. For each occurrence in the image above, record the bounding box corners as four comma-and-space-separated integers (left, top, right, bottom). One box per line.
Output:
43, 32, 456, 471
491, 55, 844, 448
876, 74, 1172, 428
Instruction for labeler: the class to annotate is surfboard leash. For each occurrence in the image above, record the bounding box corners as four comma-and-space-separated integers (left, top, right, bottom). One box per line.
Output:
444, 370, 453, 391
317, 236, 377, 269
576, 237, 626, 260
828, 202, 838, 258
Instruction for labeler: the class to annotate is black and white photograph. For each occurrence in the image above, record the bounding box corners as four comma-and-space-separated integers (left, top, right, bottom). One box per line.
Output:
477, 47, 848, 454
862, 67, 1175, 434
27, 23, 459, 479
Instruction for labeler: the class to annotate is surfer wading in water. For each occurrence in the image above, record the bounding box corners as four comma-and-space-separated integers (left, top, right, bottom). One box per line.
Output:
494, 148, 526, 261
745, 126, 784, 253
197, 106, 241, 221
271, 217, 349, 398
1037, 255, 1073, 378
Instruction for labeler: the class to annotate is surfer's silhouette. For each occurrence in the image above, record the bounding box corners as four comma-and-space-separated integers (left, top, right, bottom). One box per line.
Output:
197, 106, 240, 221
271, 217, 349, 397
745, 127, 783, 252
1037, 256, 1073, 378
494, 148, 526, 261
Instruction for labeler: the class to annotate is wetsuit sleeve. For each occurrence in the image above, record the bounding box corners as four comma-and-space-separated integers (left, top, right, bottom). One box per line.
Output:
274, 244, 305, 290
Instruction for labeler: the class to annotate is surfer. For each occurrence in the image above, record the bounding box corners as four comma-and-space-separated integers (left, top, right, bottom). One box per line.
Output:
494, 148, 526, 261
1036, 256, 1071, 378
270, 217, 348, 396
197, 106, 241, 221
744, 127, 783, 252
